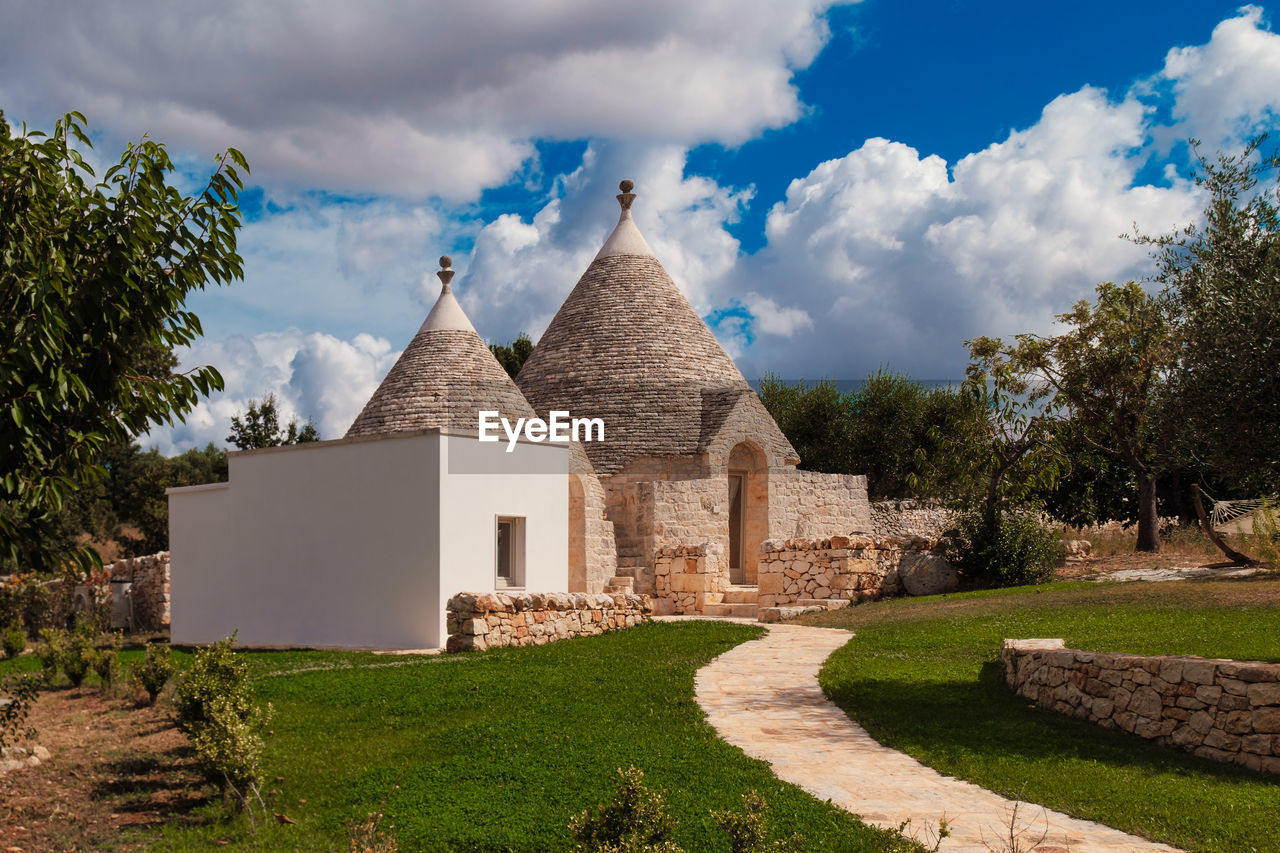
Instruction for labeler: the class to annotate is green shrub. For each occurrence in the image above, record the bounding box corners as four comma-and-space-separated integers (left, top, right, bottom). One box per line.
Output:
0, 574, 52, 638
0, 673, 39, 751
712, 791, 802, 853
941, 508, 1058, 587
174, 634, 270, 809
92, 631, 123, 692
62, 627, 96, 688
132, 642, 175, 705
569, 766, 683, 853
2, 623, 25, 659
36, 627, 66, 685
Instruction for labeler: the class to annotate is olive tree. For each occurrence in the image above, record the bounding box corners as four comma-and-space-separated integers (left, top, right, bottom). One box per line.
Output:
1134, 138, 1280, 498
1008, 281, 1174, 551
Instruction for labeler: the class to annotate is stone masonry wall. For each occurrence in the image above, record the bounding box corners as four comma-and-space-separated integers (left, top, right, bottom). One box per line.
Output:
570, 465, 617, 594
445, 591, 651, 652
870, 500, 949, 539
769, 470, 872, 540
757, 534, 943, 609
104, 552, 170, 630
653, 544, 728, 614
1002, 639, 1280, 773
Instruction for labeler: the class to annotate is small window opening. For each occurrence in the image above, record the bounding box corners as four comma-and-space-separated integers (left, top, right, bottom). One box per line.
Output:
496, 516, 526, 588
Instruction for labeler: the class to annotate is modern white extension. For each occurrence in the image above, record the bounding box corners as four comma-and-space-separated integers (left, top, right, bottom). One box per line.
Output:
167, 428, 568, 650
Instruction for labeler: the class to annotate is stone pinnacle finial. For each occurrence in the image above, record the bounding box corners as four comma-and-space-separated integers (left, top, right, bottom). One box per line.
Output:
617, 179, 636, 211
437, 255, 455, 290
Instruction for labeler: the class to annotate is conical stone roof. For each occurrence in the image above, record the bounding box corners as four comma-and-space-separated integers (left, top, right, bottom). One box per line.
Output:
516, 181, 797, 475
345, 257, 536, 438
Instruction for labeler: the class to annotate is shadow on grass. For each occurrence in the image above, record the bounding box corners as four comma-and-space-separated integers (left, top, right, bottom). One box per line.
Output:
828, 661, 1263, 786
94, 746, 214, 823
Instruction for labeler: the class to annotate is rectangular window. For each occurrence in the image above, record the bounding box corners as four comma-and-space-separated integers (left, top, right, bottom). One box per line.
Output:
496, 516, 526, 588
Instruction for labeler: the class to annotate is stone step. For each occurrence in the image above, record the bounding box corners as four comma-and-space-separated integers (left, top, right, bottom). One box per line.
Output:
604, 576, 634, 593
722, 586, 758, 604
614, 557, 645, 570
701, 602, 758, 619
612, 565, 637, 577
795, 598, 850, 611
701, 593, 724, 606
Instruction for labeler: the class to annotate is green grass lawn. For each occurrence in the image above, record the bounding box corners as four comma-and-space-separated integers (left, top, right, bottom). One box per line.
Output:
798, 576, 1280, 853
5, 622, 921, 852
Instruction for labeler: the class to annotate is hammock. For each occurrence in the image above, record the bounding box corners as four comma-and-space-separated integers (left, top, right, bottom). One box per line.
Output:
1210, 497, 1276, 529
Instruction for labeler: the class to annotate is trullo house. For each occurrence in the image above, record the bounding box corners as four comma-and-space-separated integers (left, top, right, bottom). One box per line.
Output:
167, 181, 870, 649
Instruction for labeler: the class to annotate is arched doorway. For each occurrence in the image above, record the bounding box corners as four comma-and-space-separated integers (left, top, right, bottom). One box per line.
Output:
727, 442, 768, 585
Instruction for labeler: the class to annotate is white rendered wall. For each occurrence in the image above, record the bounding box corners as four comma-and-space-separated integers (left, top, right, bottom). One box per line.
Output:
438, 433, 569, 611
168, 483, 234, 645
168, 430, 569, 650
170, 434, 440, 649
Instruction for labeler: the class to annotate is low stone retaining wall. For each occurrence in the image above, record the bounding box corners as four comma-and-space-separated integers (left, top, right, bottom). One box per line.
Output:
445, 591, 651, 653
104, 552, 170, 631
757, 535, 955, 611
653, 544, 726, 614
1002, 639, 1280, 773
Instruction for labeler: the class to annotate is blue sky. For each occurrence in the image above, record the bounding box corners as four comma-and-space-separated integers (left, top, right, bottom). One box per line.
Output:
2, 1, 1278, 451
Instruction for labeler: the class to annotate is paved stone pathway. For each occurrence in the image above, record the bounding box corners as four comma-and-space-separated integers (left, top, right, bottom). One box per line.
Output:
695, 623, 1183, 853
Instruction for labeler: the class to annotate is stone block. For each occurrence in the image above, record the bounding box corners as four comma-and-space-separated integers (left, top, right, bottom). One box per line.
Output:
1253, 707, 1280, 733
1247, 682, 1280, 706
1189, 710, 1215, 735
1242, 733, 1274, 755
1225, 711, 1255, 735
758, 572, 784, 595
1203, 728, 1241, 752
1194, 685, 1223, 705
1218, 662, 1278, 682
1218, 693, 1250, 711
1182, 659, 1218, 685
1219, 677, 1248, 696
1158, 659, 1184, 683
1129, 685, 1163, 719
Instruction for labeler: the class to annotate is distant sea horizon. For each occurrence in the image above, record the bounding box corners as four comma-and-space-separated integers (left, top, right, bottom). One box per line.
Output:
747, 378, 962, 393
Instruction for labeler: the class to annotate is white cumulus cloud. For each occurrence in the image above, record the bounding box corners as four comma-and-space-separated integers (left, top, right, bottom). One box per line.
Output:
144, 331, 399, 454
0, 0, 850, 201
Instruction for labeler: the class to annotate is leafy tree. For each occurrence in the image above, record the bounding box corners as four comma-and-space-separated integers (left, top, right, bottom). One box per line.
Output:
110, 442, 228, 554
490, 332, 534, 379
226, 393, 318, 450
758, 371, 979, 499
1133, 138, 1280, 498
912, 337, 1061, 534
1008, 281, 1173, 551
1, 110, 246, 571
847, 370, 979, 500
757, 376, 853, 475
1031, 416, 1137, 528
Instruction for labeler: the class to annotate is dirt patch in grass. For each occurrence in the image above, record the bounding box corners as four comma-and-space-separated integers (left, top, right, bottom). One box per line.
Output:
0, 688, 210, 852
1055, 550, 1229, 579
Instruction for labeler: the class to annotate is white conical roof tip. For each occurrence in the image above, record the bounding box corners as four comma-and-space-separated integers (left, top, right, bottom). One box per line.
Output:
594, 178, 655, 260
418, 253, 476, 333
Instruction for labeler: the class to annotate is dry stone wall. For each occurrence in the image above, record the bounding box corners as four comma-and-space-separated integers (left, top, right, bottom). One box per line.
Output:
445, 591, 651, 652
757, 535, 954, 614
870, 500, 949, 539
104, 552, 170, 630
1002, 639, 1280, 773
